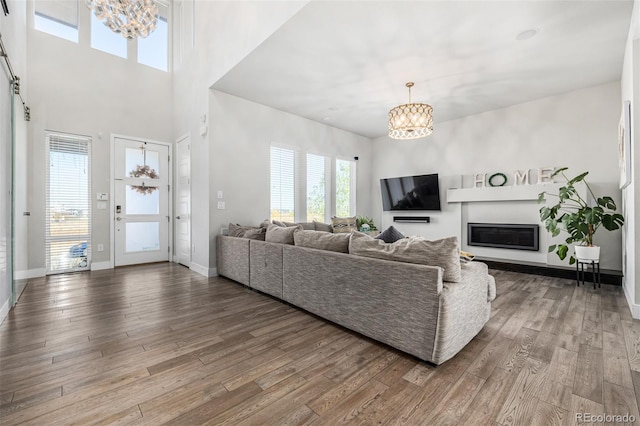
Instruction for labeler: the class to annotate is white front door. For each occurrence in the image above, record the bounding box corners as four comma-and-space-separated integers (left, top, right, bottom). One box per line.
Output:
114, 137, 170, 266
175, 136, 191, 266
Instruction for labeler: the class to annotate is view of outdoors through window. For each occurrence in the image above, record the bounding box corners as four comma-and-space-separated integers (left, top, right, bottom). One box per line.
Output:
271, 146, 355, 222
35, 0, 168, 72
46, 134, 91, 273
336, 159, 353, 217
306, 154, 326, 222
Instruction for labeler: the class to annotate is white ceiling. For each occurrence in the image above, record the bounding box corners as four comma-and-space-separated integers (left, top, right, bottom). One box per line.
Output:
213, 1, 634, 139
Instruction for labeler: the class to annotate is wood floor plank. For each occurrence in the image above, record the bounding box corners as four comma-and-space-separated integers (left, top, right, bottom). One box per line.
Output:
572, 344, 604, 404
602, 382, 640, 423
622, 320, 640, 372
1, 263, 638, 425
495, 357, 550, 426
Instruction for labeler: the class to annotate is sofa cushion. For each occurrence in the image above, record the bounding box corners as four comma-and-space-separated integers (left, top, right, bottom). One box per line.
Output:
271, 220, 286, 227
293, 230, 350, 253
375, 226, 405, 243
331, 216, 357, 233
228, 223, 258, 238
313, 221, 333, 233
349, 232, 462, 282
284, 221, 315, 230
266, 224, 303, 245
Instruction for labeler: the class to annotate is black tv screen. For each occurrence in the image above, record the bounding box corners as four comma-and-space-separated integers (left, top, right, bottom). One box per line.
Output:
380, 173, 441, 211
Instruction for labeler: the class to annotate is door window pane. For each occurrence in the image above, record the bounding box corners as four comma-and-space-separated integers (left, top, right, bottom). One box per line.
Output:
125, 147, 160, 179
126, 222, 160, 252
126, 185, 159, 214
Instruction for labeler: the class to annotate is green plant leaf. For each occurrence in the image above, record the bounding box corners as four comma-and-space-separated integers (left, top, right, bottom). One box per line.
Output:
540, 206, 552, 220
597, 196, 616, 210
569, 256, 576, 265
557, 244, 568, 260
550, 167, 567, 178
537, 192, 546, 203
548, 244, 556, 253
567, 171, 588, 185
602, 213, 624, 231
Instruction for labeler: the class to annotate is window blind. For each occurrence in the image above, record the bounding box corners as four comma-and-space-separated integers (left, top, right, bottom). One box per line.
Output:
270, 146, 296, 222
306, 153, 326, 222
35, 0, 78, 28
45, 133, 91, 274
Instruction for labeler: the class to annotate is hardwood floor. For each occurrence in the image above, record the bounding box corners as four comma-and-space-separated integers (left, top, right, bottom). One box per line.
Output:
1, 263, 638, 425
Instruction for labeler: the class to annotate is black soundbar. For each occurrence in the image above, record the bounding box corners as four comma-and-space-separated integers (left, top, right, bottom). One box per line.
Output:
393, 216, 430, 223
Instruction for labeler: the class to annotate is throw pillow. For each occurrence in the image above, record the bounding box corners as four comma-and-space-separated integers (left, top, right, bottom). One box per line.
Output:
284, 221, 315, 230
331, 216, 357, 233
243, 228, 266, 241
272, 220, 286, 227
265, 224, 303, 245
349, 232, 462, 282
313, 221, 334, 233
293, 230, 350, 253
375, 226, 405, 243
228, 223, 257, 238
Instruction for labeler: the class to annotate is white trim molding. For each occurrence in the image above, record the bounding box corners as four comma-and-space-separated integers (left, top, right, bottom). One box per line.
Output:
14, 268, 46, 280
190, 263, 217, 277
91, 261, 113, 271
623, 284, 640, 319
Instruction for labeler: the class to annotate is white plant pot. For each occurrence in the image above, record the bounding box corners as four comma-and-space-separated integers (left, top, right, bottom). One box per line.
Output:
574, 245, 600, 261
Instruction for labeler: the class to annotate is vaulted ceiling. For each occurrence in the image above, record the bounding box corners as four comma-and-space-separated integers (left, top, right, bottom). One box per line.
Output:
213, 1, 634, 139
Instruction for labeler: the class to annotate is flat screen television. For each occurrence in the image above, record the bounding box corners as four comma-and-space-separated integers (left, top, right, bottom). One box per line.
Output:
380, 173, 441, 211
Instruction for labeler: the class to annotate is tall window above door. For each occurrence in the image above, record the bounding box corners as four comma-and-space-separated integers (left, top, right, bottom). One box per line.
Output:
90, 12, 127, 58
34, 0, 79, 43
138, 1, 169, 71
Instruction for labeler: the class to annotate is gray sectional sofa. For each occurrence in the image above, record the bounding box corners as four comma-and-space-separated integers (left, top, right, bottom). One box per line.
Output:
216, 234, 496, 365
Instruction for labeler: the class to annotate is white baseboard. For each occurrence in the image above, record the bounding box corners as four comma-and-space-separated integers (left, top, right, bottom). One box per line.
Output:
190, 263, 217, 277
0, 297, 10, 326
14, 268, 46, 280
623, 283, 640, 319
91, 261, 113, 271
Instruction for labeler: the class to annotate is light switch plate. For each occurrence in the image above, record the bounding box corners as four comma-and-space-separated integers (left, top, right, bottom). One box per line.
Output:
217, 201, 225, 210
217, 190, 223, 199
97, 193, 108, 201
97, 201, 107, 210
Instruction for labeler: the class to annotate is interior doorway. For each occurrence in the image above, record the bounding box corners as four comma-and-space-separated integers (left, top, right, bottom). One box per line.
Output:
174, 135, 191, 267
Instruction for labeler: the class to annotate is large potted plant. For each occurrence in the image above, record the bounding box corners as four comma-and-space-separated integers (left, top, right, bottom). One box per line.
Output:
538, 167, 624, 265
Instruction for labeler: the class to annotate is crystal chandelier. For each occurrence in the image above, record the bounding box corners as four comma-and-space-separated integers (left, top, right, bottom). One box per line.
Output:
388, 82, 433, 140
86, 0, 159, 39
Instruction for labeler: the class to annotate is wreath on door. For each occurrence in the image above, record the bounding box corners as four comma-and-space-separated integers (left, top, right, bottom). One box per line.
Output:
130, 165, 158, 195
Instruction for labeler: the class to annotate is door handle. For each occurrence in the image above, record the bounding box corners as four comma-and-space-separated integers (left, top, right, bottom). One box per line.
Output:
116, 217, 122, 221
176, 216, 181, 220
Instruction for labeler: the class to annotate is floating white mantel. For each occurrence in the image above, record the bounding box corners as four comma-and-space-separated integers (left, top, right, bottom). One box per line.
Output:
446, 184, 560, 203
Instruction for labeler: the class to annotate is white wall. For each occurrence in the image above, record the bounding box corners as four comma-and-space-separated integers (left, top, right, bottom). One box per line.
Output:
0, 0, 28, 321
26, 3, 172, 271
172, 0, 308, 274
209, 90, 373, 269
372, 82, 623, 270
621, 0, 639, 316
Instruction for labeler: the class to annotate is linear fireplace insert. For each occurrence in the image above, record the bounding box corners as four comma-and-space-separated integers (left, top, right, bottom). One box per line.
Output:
468, 223, 539, 251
